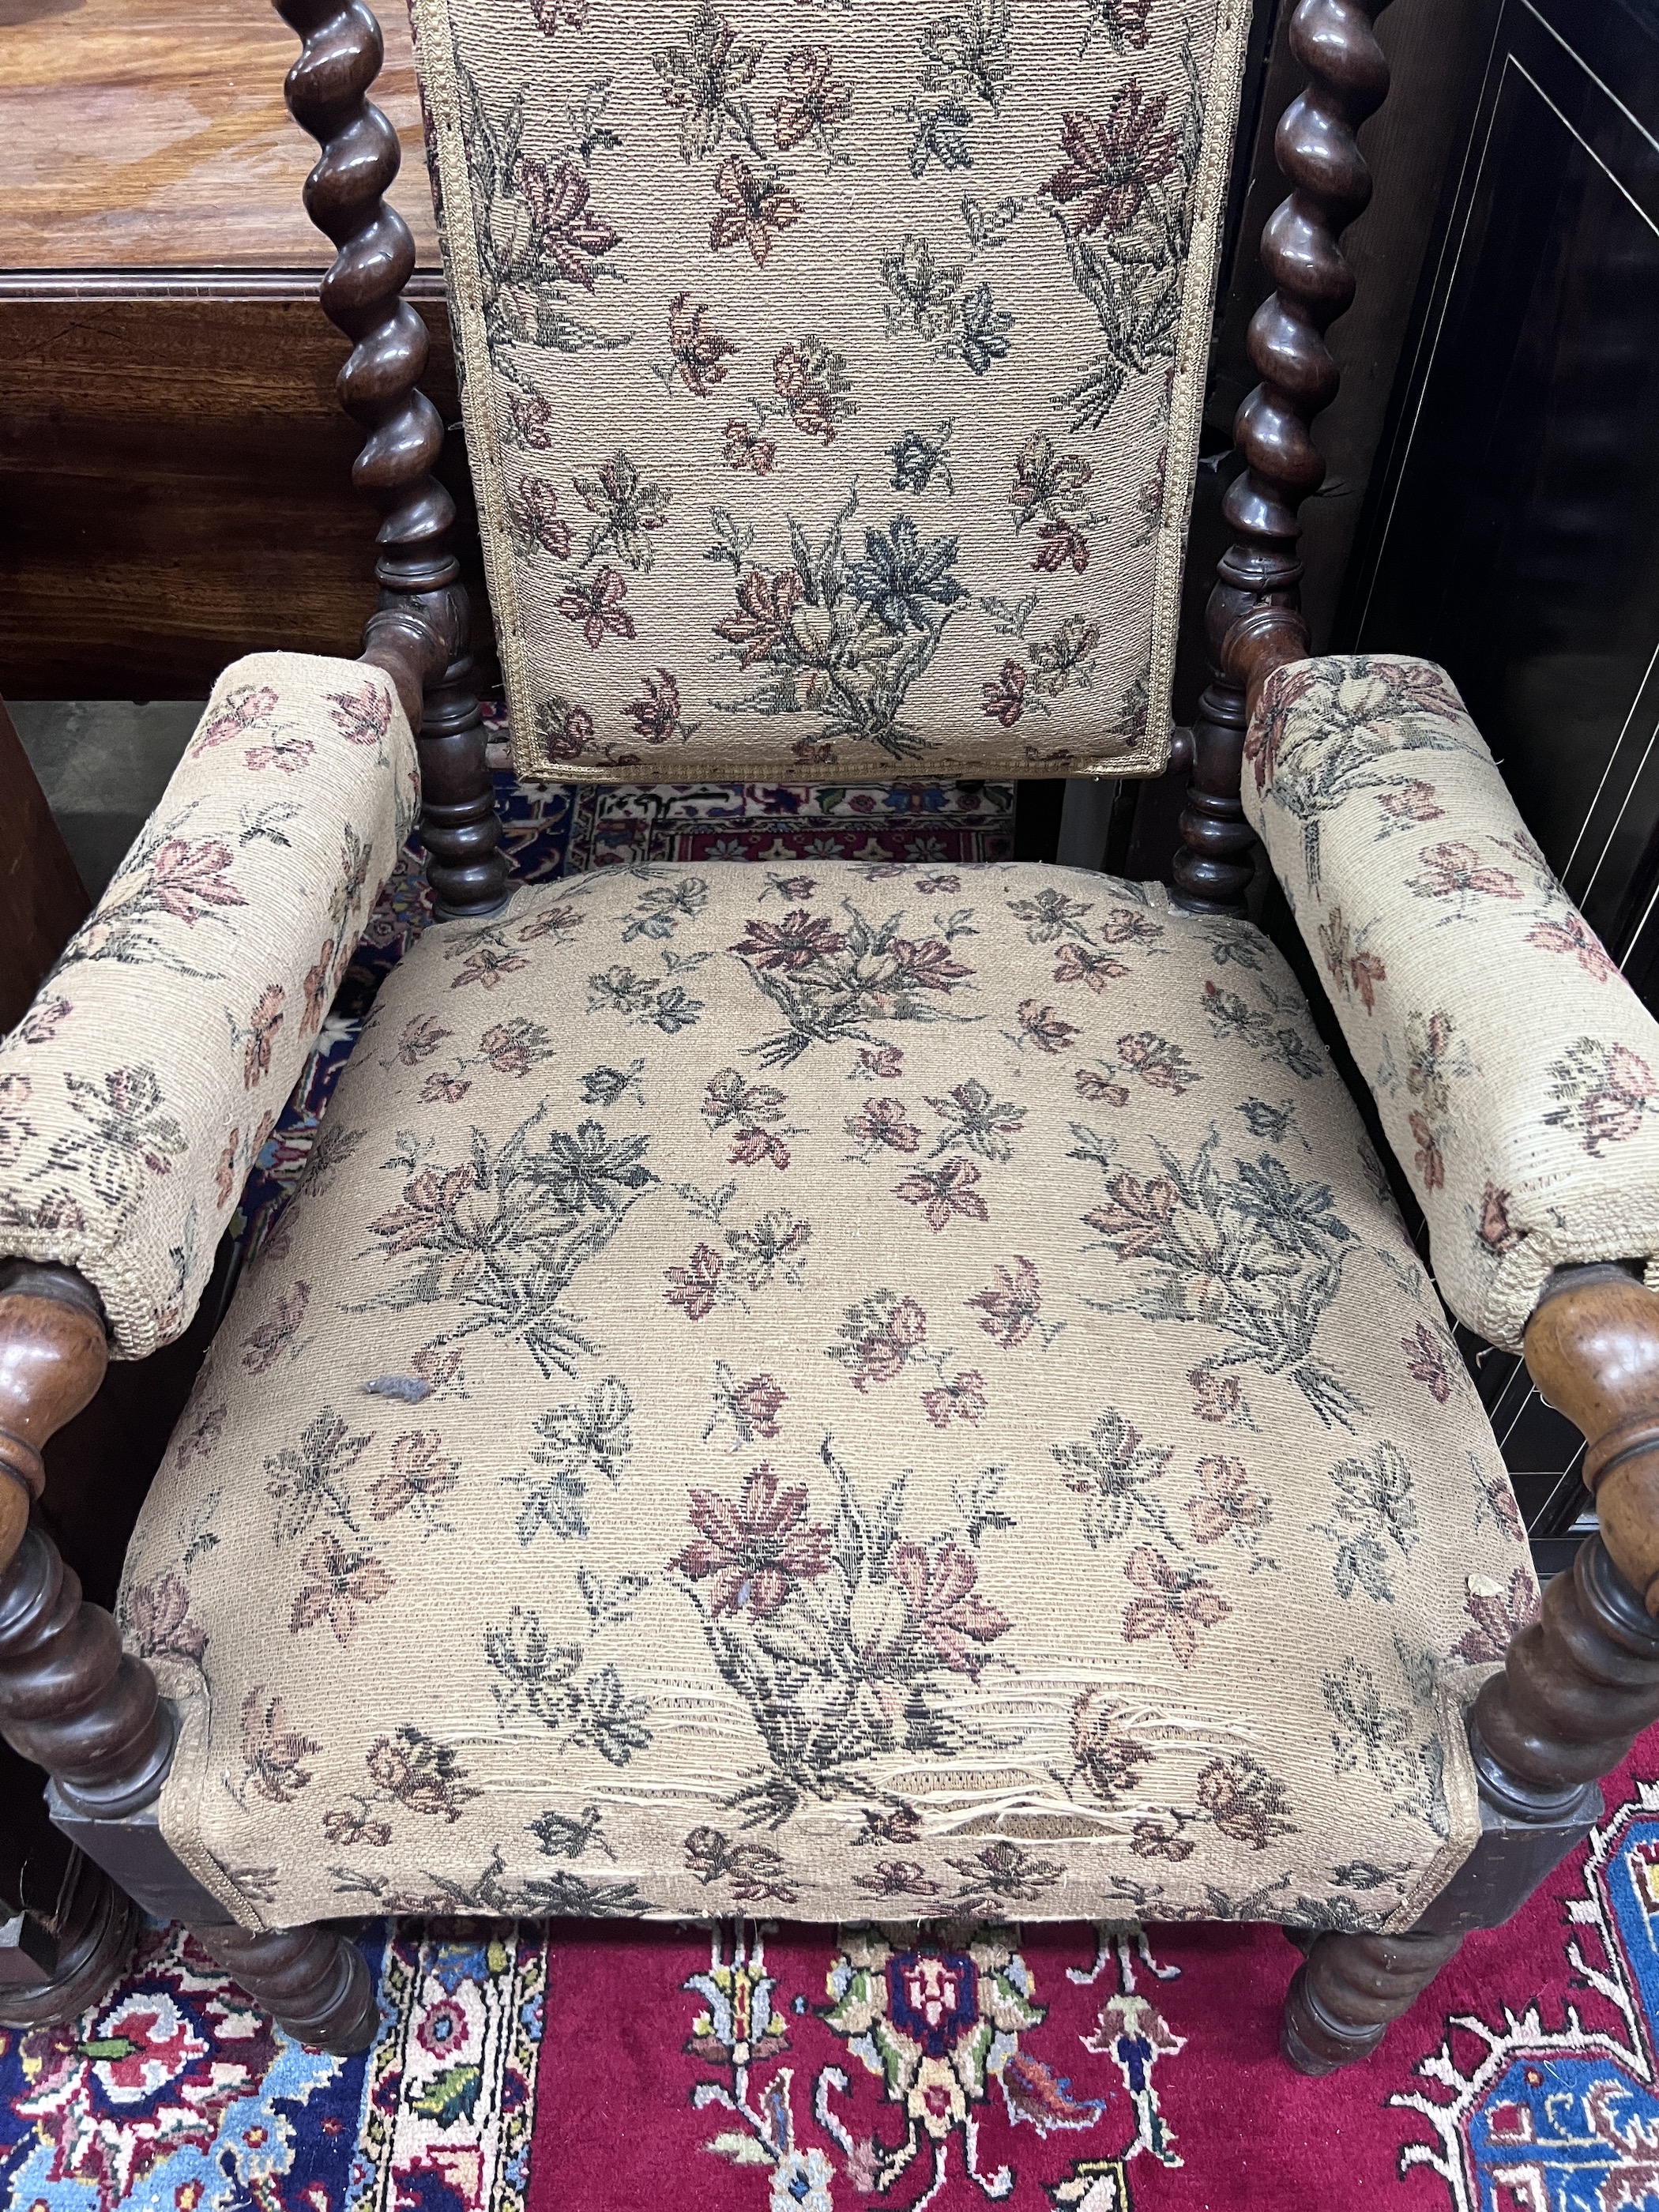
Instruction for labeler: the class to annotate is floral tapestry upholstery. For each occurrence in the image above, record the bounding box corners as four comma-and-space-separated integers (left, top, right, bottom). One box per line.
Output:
405, 0, 1252, 782
1243, 654, 1659, 1352
0, 655, 418, 1360
119, 859, 1534, 1934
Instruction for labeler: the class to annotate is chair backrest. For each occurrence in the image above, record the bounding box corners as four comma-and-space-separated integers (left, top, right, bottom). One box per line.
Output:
273, 0, 1395, 918
404, 0, 1255, 788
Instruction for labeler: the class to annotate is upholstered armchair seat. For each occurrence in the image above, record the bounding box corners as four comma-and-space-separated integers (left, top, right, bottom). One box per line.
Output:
13, 0, 1659, 2078
115, 843, 1533, 1936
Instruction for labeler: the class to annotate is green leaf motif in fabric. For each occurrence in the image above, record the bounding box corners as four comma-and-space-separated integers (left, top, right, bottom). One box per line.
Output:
728, 897, 979, 1066
672, 1442, 1014, 1830
505, 1375, 636, 1542
1076, 1127, 1364, 1429
1314, 1441, 1420, 1604
353, 1108, 656, 1375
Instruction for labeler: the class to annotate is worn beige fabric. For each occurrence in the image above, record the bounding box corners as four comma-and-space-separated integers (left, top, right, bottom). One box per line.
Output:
122, 860, 1533, 1933
1243, 653, 1659, 1352
407, 0, 1251, 782
0, 655, 418, 1359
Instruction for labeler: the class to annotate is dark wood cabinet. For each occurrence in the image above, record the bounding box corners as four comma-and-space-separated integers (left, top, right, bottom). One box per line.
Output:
0, 0, 468, 702
1341, 0, 1659, 1557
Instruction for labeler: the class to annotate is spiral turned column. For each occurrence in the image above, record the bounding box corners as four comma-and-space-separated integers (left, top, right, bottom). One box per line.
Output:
1174, 0, 1394, 913
0, 1269, 175, 1820
1472, 1268, 1659, 1812
275, 0, 506, 918
196, 1923, 379, 2053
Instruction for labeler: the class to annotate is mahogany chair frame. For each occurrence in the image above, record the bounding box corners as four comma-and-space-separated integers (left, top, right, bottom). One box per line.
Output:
4, 0, 1659, 2073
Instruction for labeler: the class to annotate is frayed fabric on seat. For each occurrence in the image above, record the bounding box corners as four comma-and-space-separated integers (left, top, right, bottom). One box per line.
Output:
120, 860, 1531, 1934
1244, 654, 1659, 1351
0, 655, 418, 1357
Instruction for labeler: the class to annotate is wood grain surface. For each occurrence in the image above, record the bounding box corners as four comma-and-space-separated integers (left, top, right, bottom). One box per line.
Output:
1, 0, 437, 270
0, 292, 468, 697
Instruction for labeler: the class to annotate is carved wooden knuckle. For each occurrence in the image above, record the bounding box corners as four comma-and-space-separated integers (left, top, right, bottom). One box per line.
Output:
1221, 605, 1312, 699
343, 302, 431, 411
1288, 0, 1390, 107
1525, 1266, 1659, 1612
1258, 200, 1352, 311
0, 1270, 109, 1575
1245, 295, 1340, 411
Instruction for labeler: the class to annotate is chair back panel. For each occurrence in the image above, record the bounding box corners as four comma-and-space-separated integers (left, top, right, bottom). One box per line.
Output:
408, 0, 1253, 782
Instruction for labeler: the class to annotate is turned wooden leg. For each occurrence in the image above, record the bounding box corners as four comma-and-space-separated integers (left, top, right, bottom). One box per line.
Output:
1471, 1536, 1659, 1812
1284, 1532, 1659, 2077
0, 1844, 139, 2031
1469, 1267, 1659, 1826
0, 1266, 173, 1820
0, 1527, 175, 1819
416, 598, 509, 922
0, 1273, 377, 2054
1282, 1927, 1462, 2075
194, 1922, 379, 2054
0, 1524, 376, 2055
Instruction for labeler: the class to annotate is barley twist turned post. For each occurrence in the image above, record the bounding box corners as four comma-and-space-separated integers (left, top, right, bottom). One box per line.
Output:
1176, 0, 1392, 913
276, 0, 506, 918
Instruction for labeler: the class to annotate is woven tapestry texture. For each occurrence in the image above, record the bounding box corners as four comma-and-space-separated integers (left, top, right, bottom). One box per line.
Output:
1246, 653, 1659, 1351
0, 656, 417, 1359
119, 860, 1530, 1938
407, 0, 1251, 781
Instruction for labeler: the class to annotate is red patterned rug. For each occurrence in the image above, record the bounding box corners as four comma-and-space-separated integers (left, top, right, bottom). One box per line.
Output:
8, 1748, 1653, 2211
529, 1738, 1659, 2212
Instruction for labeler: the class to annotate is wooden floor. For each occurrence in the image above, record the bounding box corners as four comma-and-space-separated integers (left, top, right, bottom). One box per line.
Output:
2, 0, 437, 270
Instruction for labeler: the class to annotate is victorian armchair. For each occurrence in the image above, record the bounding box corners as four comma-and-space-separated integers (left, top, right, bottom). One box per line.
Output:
6, 0, 1659, 2083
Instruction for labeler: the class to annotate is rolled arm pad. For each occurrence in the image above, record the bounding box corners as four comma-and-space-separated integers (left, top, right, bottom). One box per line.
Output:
1243, 653, 1659, 1351
0, 654, 418, 1358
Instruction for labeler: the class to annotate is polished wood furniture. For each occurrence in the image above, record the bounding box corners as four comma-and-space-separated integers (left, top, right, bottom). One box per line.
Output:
0, 700, 86, 1036
6, 0, 1659, 2082
0, 0, 468, 700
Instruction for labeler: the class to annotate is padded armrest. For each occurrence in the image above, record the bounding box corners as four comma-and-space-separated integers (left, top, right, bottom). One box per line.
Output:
1243, 653, 1659, 1351
0, 654, 417, 1359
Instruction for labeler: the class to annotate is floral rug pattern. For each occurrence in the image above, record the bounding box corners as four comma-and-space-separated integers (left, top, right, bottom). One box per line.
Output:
0, 1918, 543, 2212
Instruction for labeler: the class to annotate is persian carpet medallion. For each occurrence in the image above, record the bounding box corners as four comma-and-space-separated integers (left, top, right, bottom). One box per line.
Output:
1396, 1781, 1659, 2212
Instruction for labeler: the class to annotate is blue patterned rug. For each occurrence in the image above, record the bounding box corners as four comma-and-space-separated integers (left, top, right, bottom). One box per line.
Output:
1, 1919, 542, 2212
